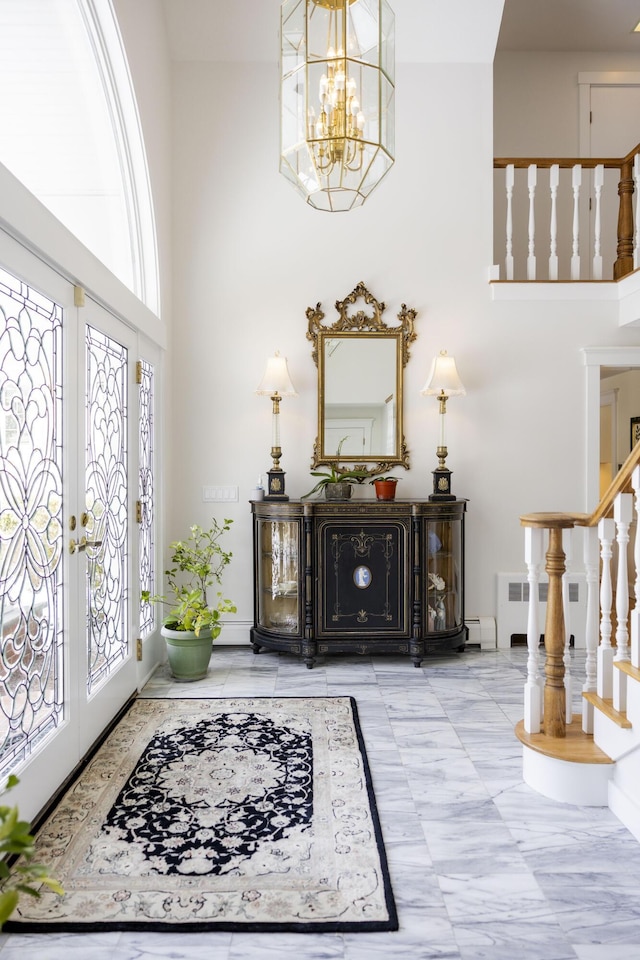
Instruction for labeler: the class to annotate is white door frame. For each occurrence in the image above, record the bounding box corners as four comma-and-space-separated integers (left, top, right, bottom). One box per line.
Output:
583, 346, 640, 512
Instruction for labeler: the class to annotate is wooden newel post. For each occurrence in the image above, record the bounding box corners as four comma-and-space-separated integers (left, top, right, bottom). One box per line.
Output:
521, 512, 576, 739
543, 526, 567, 737
614, 159, 634, 280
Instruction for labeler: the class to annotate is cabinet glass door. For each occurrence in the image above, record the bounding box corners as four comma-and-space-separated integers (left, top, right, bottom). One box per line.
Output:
425, 518, 462, 633
257, 519, 300, 634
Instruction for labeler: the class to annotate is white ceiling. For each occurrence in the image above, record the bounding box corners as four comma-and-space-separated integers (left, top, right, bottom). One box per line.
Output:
163, 0, 640, 62
497, 0, 640, 53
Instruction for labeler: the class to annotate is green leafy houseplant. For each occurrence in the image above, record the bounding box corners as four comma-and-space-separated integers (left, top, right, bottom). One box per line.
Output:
0, 775, 63, 928
142, 518, 237, 637
302, 437, 370, 499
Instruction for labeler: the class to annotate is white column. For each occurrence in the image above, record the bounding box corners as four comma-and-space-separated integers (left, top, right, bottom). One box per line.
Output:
598, 517, 615, 700
613, 492, 632, 713
549, 164, 559, 280
634, 153, 640, 272
524, 527, 543, 733
592, 164, 604, 280
582, 525, 599, 733
505, 164, 514, 281
571, 164, 582, 280
527, 164, 537, 280
632, 465, 640, 669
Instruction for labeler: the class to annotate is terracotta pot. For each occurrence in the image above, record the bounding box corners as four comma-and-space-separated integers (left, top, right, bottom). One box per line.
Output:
373, 479, 398, 501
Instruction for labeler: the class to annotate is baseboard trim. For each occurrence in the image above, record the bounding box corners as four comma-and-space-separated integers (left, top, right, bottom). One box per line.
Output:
609, 780, 640, 842
213, 621, 252, 647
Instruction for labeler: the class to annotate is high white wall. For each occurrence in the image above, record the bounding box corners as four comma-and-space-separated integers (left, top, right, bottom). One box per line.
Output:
119, 17, 640, 640
494, 51, 640, 156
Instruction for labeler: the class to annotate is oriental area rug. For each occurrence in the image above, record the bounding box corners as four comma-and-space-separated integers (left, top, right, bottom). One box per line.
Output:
6, 696, 398, 933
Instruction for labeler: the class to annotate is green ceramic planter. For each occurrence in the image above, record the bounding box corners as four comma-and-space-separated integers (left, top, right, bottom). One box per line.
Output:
161, 625, 213, 681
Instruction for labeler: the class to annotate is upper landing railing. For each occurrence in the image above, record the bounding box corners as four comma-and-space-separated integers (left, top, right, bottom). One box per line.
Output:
494, 141, 640, 282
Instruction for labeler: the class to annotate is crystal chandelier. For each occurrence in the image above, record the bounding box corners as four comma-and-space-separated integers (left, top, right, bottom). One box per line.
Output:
280, 0, 395, 213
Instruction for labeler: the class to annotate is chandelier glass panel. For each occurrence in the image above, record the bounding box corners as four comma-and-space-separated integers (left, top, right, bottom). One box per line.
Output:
280, 0, 395, 212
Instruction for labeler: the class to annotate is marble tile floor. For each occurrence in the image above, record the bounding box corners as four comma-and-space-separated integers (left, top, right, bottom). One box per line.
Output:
2, 645, 639, 960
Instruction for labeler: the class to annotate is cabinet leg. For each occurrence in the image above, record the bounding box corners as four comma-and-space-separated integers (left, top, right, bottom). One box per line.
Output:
302, 639, 316, 669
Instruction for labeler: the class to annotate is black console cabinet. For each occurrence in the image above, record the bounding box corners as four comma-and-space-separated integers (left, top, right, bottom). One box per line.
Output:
250, 499, 467, 668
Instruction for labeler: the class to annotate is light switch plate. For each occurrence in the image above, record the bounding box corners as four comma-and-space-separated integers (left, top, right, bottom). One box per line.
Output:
203, 485, 239, 502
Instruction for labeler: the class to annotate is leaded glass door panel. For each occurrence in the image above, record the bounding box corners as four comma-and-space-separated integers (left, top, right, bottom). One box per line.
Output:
78, 300, 137, 752
0, 242, 78, 821
0, 258, 69, 798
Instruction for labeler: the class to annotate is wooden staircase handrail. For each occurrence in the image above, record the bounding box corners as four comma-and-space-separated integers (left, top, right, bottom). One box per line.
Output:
494, 140, 640, 171
575, 442, 640, 527
521, 444, 640, 532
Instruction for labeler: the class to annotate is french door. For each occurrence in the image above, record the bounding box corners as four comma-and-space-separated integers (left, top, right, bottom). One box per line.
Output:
0, 235, 138, 822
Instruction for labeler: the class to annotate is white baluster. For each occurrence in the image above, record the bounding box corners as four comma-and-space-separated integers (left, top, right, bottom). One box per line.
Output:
524, 527, 543, 733
613, 493, 632, 713
505, 164, 514, 281
592, 164, 604, 280
598, 517, 615, 700
582, 525, 599, 734
632, 464, 640, 669
562, 529, 573, 724
527, 164, 537, 280
548, 164, 559, 280
634, 153, 640, 271
571, 164, 582, 280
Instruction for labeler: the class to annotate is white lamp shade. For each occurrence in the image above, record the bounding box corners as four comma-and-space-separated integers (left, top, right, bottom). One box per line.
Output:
255, 352, 297, 397
420, 350, 466, 397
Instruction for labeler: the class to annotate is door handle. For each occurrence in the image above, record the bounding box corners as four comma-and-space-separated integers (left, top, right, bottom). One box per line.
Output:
79, 536, 103, 551
69, 536, 103, 554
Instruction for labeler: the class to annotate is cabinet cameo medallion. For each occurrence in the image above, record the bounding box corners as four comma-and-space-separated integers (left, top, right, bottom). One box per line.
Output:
306, 281, 417, 473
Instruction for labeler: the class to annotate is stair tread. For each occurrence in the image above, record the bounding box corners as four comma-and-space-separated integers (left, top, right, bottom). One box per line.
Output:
582, 691, 632, 728
515, 716, 614, 764
614, 660, 640, 684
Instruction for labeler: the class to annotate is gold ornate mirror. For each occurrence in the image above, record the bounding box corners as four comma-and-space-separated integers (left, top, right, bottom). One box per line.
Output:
306, 281, 417, 471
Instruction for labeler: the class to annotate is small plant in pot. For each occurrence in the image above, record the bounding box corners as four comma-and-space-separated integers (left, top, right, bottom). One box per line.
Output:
302, 437, 369, 500
370, 476, 400, 501
142, 518, 237, 681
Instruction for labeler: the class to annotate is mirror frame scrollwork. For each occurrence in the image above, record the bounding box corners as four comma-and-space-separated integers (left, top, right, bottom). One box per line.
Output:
306, 281, 417, 472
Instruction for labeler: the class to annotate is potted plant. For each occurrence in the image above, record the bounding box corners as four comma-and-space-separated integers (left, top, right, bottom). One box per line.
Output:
302, 437, 369, 500
142, 518, 237, 681
370, 476, 400, 501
